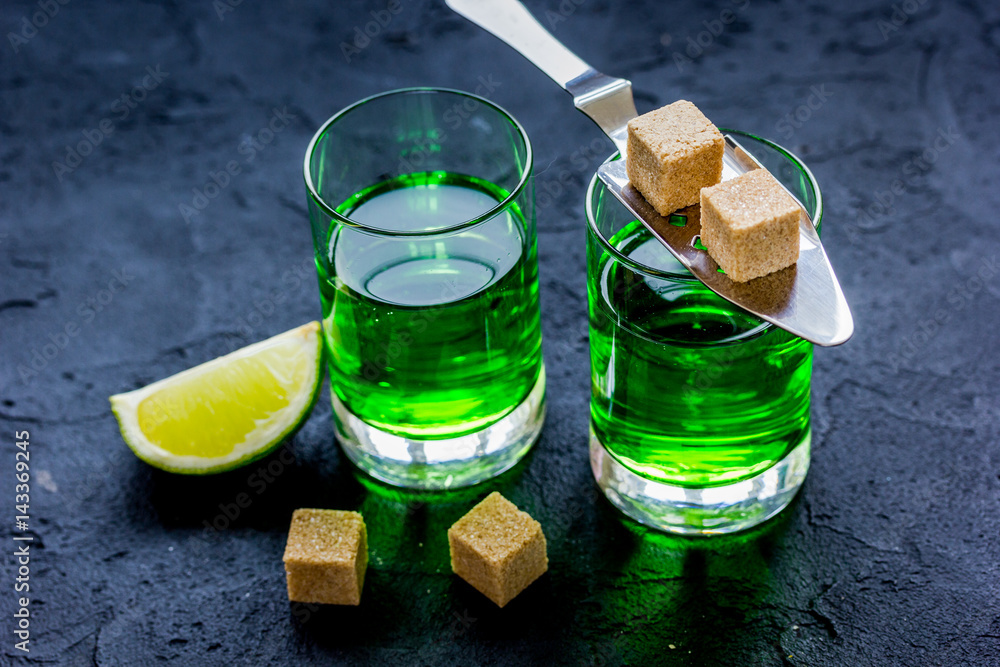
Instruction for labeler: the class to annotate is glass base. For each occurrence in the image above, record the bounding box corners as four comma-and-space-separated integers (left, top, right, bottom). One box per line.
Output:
590, 427, 810, 535
334, 367, 546, 489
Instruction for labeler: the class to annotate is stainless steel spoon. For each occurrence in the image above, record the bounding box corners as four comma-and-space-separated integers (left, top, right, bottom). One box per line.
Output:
446, 0, 854, 346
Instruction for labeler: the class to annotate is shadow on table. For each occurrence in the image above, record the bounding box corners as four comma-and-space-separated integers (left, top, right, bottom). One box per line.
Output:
285, 461, 800, 665
132, 416, 539, 537
284, 453, 555, 656
133, 438, 363, 533
129, 433, 556, 654
127, 432, 801, 663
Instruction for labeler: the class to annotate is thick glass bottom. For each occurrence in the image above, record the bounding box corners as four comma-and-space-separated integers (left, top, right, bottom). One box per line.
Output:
334, 367, 546, 489
590, 426, 810, 535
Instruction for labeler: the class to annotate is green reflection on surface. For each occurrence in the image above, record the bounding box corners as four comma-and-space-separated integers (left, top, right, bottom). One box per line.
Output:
353, 455, 531, 576
582, 502, 798, 665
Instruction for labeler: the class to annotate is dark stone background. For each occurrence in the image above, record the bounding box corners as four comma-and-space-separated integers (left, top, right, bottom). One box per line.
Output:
2, 0, 999, 664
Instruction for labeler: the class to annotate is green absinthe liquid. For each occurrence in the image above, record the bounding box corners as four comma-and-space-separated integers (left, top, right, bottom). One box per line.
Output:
589, 221, 812, 487
319, 171, 543, 439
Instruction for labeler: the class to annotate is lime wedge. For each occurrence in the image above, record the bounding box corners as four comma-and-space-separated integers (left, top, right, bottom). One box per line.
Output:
110, 321, 323, 474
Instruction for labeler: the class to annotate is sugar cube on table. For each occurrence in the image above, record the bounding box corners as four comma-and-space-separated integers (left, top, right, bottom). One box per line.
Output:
448, 492, 547, 608
283, 509, 368, 606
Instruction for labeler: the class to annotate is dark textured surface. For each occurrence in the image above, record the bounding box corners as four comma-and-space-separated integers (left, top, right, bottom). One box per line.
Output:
2, 0, 999, 665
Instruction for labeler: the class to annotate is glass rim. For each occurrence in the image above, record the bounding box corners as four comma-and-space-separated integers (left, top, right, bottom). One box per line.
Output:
585, 129, 824, 281
303, 87, 534, 238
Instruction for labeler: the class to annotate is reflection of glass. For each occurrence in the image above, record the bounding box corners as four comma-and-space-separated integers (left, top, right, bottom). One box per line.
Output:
352, 462, 527, 576
591, 507, 795, 664
304, 89, 545, 490
588, 131, 822, 535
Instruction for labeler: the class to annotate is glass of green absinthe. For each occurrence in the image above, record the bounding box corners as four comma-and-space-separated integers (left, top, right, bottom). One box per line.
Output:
304, 88, 544, 489
587, 131, 821, 535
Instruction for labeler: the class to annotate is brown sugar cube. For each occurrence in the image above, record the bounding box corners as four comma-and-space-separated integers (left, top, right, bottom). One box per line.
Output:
448, 492, 547, 608
282, 509, 368, 605
626, 100, 724, 217
700, 168, 803, 282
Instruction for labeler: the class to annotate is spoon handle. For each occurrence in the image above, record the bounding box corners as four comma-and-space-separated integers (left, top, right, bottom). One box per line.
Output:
446, 0, 637, 156
448, 0, 853, 346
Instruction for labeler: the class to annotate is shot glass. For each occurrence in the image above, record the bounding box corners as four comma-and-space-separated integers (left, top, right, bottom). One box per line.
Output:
587, 131, 821, 535
304, 88, 545, 489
